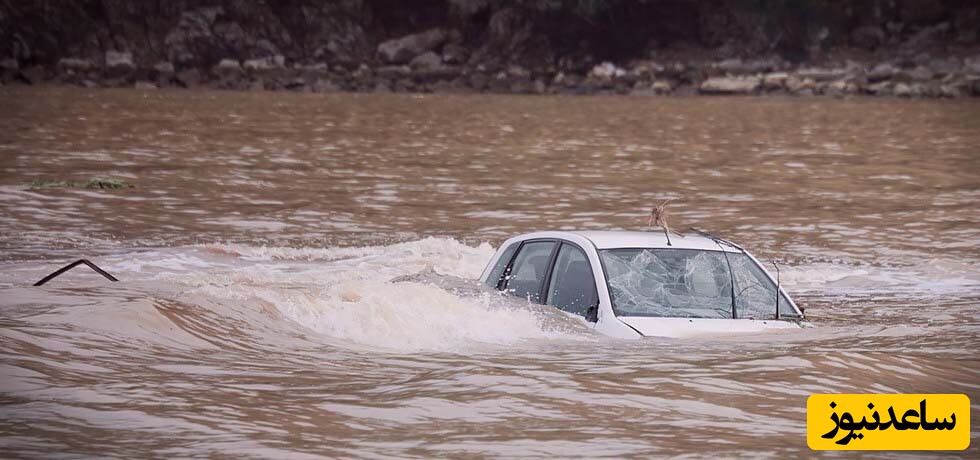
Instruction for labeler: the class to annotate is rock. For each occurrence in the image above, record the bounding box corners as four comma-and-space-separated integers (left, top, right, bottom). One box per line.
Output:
940, 82, 965, 98
785, 76, 815, 93
442, 44, 468, 65
715, 57, 781, 75
851, 25, 885, 49
652, 80, 673, 94
175, 68, 202, 88
57, 58, 94, 72
351, 64, 373, 81
716, 58, 744, 73
552, 71, 566, 86
507, 65, 530, 79
762, 72, 789, 90
213, 59, 242, 76
901, 65, 935, 81
867, 63, 899, 81
150, 62, 175, 85
627, 60, 664, 79
243, 55, 285, 72
134, 81, 157, 90
0, 59, 18, 71
867, 81, 893, 95
153, 62, 175, 74
532, 79, 547, 94
894, 83, 913, 97
661, 61, 687, 79
795, 67, 845, 82
410, 51, 443, 71
105, 51, 135, 76
589, 62, 626, 81
376, 65, 411, 79
377, 29, 447, 64
699, 76, 761, 94
929, 58, 961, 76
964, 56, 980, 74
285, 77, 308, 91
826, 80, 858, 96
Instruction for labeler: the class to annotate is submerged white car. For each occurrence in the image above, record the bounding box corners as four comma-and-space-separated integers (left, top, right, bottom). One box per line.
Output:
480, 230, 804, 338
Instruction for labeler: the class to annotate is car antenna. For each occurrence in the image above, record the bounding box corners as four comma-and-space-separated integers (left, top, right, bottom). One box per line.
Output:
648, 199, 673, 246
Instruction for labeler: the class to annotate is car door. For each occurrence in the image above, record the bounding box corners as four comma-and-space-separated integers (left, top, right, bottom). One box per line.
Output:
499, 240, 557, 303
545, 242, 599, 320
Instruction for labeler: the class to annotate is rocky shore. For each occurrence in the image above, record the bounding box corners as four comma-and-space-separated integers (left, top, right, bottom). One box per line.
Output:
3, 1, 980, 98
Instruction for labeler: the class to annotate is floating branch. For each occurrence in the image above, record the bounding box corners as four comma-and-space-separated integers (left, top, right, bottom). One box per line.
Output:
34, 259, 119, 286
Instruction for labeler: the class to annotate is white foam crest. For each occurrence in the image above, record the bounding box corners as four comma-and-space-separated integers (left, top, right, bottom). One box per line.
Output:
272, 280, 566, 351
163, 238, 585, 351
203, 237, 495, 279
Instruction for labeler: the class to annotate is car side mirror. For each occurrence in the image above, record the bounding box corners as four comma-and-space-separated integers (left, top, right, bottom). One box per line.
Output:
585, 302, 598, 323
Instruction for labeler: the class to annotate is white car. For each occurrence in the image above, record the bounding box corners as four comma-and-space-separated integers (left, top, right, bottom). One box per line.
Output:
479, 230, 804, 338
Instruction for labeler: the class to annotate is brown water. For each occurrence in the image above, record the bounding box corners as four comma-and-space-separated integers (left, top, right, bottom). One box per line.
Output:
1, 87, 979, 459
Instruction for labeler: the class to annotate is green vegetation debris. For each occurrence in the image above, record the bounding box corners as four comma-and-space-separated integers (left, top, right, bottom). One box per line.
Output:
31, 177, 134, 190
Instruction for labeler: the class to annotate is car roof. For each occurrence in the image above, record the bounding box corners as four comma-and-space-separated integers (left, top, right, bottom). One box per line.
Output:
511, 230, 739, 252
572, 231, 735, 251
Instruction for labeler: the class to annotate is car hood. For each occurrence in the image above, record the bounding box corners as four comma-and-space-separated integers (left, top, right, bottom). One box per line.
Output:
618, 316, 801, 338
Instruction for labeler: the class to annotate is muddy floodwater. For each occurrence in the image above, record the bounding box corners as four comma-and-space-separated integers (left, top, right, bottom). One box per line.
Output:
1, 87, 979, 459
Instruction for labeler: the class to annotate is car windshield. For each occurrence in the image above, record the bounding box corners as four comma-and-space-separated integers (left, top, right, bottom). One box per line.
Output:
599, 248, 797, 319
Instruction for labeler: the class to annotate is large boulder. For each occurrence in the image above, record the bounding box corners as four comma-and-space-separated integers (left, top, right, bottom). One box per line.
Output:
212, 59, 242, 77
964, 56, 980, 74
105, 51, 135, 77
763, 72, 789, 90
57, 58, 94, 72
410, 51, 443, 71
795, 67, 846, 82
714, 57, 782, 75
243, 55, 285, 72
699, 76, 761, 94
442, 44, 468, 65
867, 63, 899, 81
785, 76, 816, 94
377, 29, 447, 65
589, 62, 626, 81
896, 65, 935, 81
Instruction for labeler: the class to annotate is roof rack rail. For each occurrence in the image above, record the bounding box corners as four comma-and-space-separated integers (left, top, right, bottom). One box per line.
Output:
687, 228, 744, 251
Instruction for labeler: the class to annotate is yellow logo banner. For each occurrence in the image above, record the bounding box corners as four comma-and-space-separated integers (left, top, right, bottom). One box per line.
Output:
807, 394, 970, 450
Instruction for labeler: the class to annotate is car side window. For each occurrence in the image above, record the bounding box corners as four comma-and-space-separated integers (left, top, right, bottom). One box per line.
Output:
503, 241, 556, 302
485, 243, 518, 289
546, 243, 598, 317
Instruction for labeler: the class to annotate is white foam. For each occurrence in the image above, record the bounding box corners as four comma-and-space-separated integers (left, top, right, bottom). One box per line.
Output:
169, 238, 574, 351
274, 281, 564, 351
